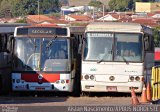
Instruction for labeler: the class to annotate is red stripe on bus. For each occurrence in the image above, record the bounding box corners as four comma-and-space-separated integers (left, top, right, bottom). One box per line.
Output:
21, 73, 60, 83
155, 51, 160, 60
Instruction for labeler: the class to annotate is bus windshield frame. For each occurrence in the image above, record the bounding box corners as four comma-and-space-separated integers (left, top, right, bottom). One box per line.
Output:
83, 32, 143, 63
13, 37, 71, 72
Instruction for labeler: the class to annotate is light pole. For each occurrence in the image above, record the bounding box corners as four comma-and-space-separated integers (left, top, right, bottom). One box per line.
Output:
93, 7, 95, 21
38, 0, 40, 22
102, 5, 105, 22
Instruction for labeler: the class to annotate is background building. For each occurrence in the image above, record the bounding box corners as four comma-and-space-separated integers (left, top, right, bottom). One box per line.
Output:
136, 2, 160, 13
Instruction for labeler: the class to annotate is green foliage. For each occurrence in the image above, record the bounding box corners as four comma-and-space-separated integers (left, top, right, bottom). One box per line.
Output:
108, 0, 156, 11
154, 27, 160, 44
11, 0, 38, 17
70, 22, 88, 26
142, 0, 155, 2
40, 0, 61, 13
0, 0, 62, 18
88, 0, 103, 8
0, 0, 15, 17
48, 13, 61, 18
108, 0, 133, 11
15, 18, 27, 23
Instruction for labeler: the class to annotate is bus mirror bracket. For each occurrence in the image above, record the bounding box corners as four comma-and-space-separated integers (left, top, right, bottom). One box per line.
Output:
6, 35, 14, 53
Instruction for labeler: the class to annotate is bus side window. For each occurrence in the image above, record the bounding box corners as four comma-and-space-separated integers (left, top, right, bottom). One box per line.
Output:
0, 34, 2, 51
144, 34, 150, 51
0, 34, 7, 52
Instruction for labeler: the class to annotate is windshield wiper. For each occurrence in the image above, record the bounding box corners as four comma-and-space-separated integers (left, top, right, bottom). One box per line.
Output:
121, 55, 129, 64
46, 36, 57, 48
97, 53, 108, 63
97, 50, 112, 63
97, 58, 104, 63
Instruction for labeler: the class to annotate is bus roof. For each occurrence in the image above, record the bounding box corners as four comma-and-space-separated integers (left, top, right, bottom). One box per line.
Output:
14, 25, 70, 37
85, 22, 148, 33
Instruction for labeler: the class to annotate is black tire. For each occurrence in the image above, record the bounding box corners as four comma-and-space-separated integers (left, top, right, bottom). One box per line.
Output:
81, 92, 91, 97
72, 76, 81, 97
0, 69, 12, 95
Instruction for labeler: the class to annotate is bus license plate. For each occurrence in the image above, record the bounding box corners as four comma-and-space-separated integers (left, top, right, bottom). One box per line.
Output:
35, 87, 45, 90
106, 86, 117, 92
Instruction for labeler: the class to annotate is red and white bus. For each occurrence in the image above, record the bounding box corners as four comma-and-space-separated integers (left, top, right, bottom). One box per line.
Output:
11, 24, 84, 94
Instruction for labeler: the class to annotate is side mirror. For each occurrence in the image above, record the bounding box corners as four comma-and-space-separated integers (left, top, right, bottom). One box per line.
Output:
78, 43, 82, 54
7, 35, 14, 53
78, 37, 84, 54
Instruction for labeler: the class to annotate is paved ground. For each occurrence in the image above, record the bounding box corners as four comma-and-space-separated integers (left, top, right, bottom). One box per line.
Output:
0, 96, 133, 112
0, 93, 158, 112
0, 96, 132, 106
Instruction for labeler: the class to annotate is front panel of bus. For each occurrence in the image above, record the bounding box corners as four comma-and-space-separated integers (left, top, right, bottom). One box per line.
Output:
81, 32, 144, 93
11, 27, 74, 92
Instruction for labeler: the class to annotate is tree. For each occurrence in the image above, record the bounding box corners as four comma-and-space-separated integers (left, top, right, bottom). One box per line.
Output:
142, 0, 155, 2
41, 0, 61, 14
108, 0, 156, 11
0, 0, 62, 17
88, 0, 103, 9
0, 0, 3, 4
154, 26, 160, 45
12, 0, 39, 17
15, 18, 27, 23
0, 0, 16, 17
108, 0, 132, 11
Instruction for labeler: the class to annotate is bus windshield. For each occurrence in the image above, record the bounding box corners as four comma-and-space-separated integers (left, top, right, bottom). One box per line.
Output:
84, 33, 114, 61
114, 33, 142, 62
14, 37, 70, 72
84, 33, 143, 62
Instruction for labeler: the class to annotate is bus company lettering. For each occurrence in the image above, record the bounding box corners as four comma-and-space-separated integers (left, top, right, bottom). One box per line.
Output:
89, 33, 113, 38
90, 68, 97, 71
31, 30, 53, 34
124, 70, 137, 73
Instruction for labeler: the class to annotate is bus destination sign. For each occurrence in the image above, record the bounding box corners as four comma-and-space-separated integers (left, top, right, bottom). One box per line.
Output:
88, 33, 113, 38
31, 29, 53, 34
16, 27, 68, 36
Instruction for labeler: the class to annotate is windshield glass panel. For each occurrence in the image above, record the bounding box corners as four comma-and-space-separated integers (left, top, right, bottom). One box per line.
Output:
84, 33, 114, 61
41, 38, 70, 71
114, 33, 142, 62
14, 37, 70, 72
14, 38, 41, 71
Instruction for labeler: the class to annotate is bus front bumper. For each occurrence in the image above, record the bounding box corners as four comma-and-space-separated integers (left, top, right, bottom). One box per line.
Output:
12, 82, 72, 92
81, 81, 143, 93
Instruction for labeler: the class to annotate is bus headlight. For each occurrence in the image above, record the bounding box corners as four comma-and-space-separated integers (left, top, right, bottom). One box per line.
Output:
56, 80, 60, 84
84, 75, 89, 80
129, 76, 134, 81
135, 76, 140, 81
90, 75, 95, 80
61, 80, 65, 84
